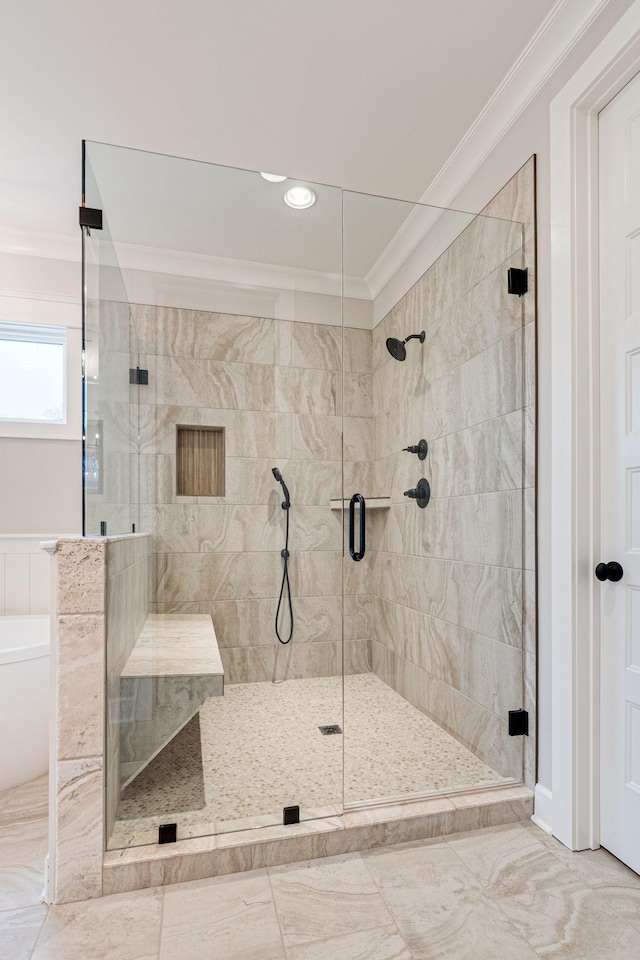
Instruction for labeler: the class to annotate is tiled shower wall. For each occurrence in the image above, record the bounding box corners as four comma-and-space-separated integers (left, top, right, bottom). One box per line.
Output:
124, 306, 373, 682
369, 159, 535, 783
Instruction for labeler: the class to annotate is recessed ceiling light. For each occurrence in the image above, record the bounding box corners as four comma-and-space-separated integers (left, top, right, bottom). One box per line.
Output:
260, 172, 287, 182
284, 186, 316, 209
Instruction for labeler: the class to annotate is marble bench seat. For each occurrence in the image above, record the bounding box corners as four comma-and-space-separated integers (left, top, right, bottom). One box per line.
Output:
119, 614, 224, 789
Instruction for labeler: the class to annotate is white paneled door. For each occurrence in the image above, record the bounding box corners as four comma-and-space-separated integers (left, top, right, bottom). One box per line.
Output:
599, 70, 640, 875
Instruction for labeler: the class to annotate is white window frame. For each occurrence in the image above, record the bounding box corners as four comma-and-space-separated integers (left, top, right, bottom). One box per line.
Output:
0, 299, 82, 441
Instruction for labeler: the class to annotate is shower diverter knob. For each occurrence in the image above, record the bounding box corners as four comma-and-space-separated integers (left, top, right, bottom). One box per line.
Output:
404, 478, 431, 509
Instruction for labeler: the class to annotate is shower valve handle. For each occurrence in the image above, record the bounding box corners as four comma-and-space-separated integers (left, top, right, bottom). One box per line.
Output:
404, 478, 431, 509
403, 439, 428, 460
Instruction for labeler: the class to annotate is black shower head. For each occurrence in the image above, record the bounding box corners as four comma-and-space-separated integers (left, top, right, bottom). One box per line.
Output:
272, 466, 290, 509
386, 330, 425, 362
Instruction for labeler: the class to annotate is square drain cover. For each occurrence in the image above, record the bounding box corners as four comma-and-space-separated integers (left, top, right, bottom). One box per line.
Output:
318, 724, 342, 735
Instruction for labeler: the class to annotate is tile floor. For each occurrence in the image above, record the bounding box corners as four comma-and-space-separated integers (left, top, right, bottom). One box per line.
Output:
112, 673, 509, 848
2, 775, 640, 959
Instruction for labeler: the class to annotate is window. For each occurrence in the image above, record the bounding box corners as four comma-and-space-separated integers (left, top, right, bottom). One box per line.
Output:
0, 322, 66, 424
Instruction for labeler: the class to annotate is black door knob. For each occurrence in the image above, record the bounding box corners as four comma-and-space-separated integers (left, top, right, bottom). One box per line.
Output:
595, 561, 624, 582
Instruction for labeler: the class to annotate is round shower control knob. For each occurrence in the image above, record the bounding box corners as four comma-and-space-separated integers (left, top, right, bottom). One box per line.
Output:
595, 561, 624, 582
403, 478, 431, 509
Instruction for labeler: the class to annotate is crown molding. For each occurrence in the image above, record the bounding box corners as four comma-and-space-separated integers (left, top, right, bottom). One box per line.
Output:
0, 225, 370, 301
368, 0, 618, 314
0, 0, 617, 315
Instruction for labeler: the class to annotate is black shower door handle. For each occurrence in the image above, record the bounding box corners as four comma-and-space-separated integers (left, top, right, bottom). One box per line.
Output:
349, 494, 366, 561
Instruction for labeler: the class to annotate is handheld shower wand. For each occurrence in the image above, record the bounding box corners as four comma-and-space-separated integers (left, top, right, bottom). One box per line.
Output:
272, 467, 290, 510
272, 467, 293, 644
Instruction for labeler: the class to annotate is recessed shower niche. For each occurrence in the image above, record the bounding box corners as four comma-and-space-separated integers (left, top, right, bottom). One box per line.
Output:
176, 425, 225, 497
72, 141, 536, 885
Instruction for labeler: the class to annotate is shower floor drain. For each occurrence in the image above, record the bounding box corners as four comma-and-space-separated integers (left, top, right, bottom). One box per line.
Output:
318, 724, 342, 735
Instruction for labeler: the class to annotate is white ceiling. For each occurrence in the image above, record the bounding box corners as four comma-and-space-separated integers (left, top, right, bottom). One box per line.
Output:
1, 0, 559, 277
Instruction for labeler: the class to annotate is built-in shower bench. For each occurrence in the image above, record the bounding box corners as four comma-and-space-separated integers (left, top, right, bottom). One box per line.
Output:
119, 614, 224, 788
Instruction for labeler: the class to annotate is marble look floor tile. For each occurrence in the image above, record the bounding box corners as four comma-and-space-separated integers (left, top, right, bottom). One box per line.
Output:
447, 822, 579, 897
0, 808, 48, 910
363, 837, 537, 960
602, 885, 640, 933
283, 923, 412, 960
497, 883, 640, 959
161, 870, 284, 960
269, 853, 393, 945
0, 904, 48, 960
0, 775, 48, 829
0, 777, 48, 910
32, 887, 163, 960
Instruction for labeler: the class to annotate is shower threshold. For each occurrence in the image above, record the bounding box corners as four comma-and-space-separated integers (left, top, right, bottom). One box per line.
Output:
104, 675, 532, 895
103, 782, 533, 895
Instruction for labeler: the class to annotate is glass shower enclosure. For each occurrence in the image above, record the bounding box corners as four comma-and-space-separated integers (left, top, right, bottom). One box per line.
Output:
82, 142, 529, 852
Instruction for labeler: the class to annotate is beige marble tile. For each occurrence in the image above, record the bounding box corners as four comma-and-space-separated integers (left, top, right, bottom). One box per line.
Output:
448, 822, 579, 897
292, 415, 342, 460
161, 870, 283, 960
55, 757, 103, 903
344, 327, 372, 374
0, 904, 48, 960
292, 321, 341, 371
289, 505, 342, 552
497, 883, 639, 960
56, 540, 106, 616
0, 776, 48, 911
344, 372, 373, 418
269, 852, 393, 945
363, 840, 538, 960
57, 614, 105, 760
174, 595, 342, 648
376, 551, 522, 647
131, 305, 277, 365
146, 355, 276, 411
197, 503, 278, 552
153, 551, 280, 604
121, 614, 222, 678
284, 923, 411, 960
277, 367, 337, 416
33, 887, 163, 960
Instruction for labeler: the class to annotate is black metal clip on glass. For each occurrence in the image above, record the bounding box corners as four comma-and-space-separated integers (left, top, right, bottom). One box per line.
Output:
349, 493, 366, 561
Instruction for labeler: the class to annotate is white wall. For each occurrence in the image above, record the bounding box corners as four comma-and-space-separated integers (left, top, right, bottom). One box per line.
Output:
0, 253, 83, 537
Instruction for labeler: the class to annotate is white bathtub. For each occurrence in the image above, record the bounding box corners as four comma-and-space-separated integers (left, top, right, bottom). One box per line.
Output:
0, 615, 50, 793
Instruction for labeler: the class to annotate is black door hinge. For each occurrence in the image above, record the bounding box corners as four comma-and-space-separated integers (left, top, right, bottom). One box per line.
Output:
129, 367, 149, 385
508, 709, 529, 736
79, 206, 103, 230
507, 267, 528, 296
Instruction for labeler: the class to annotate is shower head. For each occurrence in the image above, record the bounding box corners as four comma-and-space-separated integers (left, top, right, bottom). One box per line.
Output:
272, 467, 290, 510
386, 330, 425, 362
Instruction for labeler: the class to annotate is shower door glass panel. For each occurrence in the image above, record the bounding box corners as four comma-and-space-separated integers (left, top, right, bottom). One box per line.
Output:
83, 150, 139, 536
86, 143, 345, 850
342, 189, 528, 807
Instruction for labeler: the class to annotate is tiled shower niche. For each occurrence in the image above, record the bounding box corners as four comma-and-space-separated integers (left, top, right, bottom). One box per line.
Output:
176, 425, 225, 497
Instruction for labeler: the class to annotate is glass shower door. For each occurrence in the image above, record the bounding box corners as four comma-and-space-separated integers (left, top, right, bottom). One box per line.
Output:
342, 188, 528, 808
84, 143, 345, 848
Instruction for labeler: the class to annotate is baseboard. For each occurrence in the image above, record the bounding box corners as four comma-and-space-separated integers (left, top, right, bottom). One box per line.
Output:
531, 782, 553, 834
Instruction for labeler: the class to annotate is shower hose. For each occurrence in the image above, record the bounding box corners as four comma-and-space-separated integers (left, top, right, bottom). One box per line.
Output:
275, 502, 294, 644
